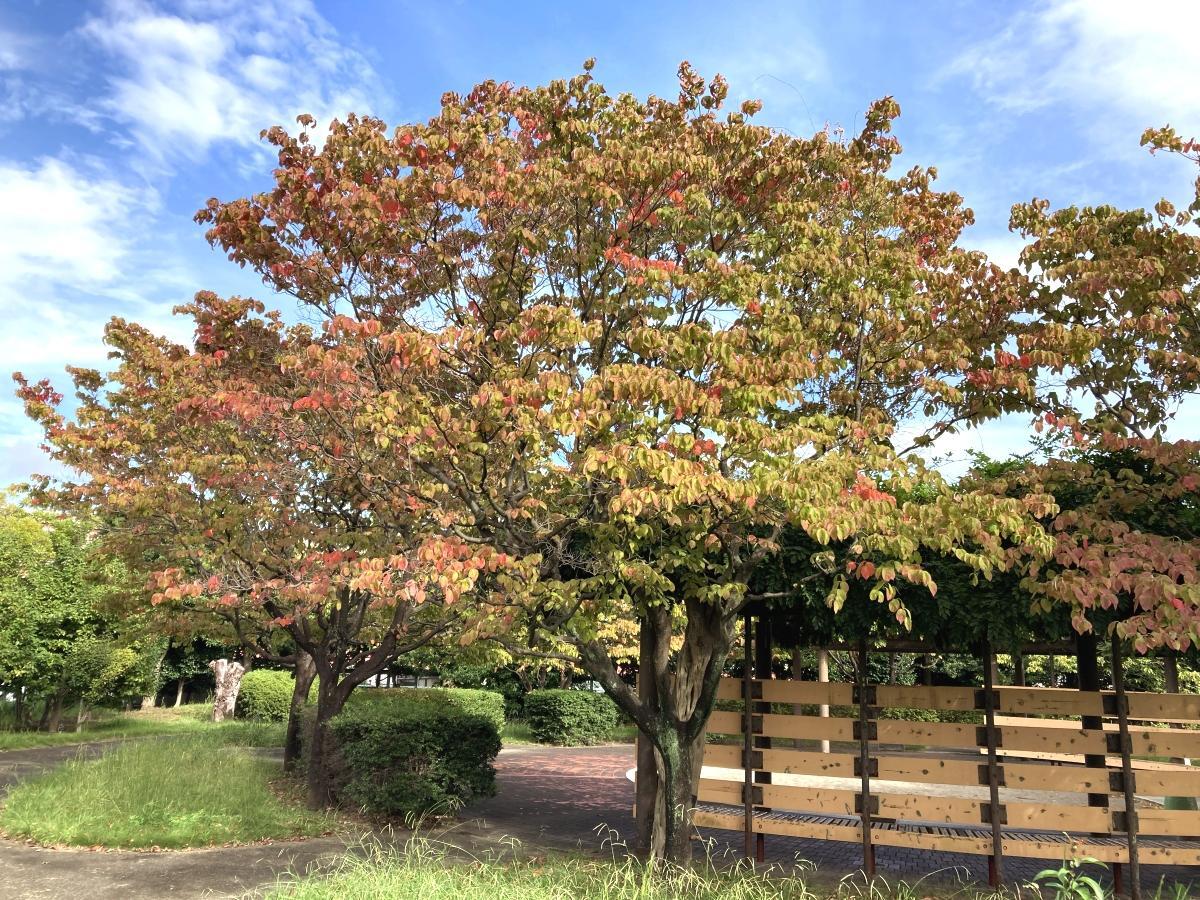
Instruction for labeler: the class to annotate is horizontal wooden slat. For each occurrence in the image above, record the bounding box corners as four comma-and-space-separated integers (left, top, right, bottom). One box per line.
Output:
703, 744, 860, 778
706, 744, 1143, 795
715, 677, 853, 705
1137, 808, 1200, 837
1129, 727, 1200, 759
758, 713, 856, 742
693, 807, 863, 845
875, 793, 984, 824
997, 686, 1104, 716
876, 684, 978, 711
716, 679, 1200, 724
1127, 767, 1200, 796
707, 710, 747, 735
1123, 691, 1200, 722
697, 806, 1200, 865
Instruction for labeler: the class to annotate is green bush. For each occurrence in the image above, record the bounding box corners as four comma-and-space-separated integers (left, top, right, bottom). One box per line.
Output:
524, 689, 619, 745
348, 687, 505, 733
236, 670, 298, 721
328, 690, 501, 817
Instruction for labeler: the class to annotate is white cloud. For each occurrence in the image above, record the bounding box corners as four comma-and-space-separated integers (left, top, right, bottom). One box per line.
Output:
949, 0, 1200, 134
80, 0, 385, 160
0, 157, 157, 297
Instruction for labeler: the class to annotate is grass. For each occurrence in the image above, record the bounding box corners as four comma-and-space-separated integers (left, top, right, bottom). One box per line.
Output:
262, 833, 1029, 900
0, 703, 285, 752
0, 730, 332, 849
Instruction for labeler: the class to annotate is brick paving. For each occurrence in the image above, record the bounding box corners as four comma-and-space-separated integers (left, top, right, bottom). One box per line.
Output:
465, 744, 1200, 894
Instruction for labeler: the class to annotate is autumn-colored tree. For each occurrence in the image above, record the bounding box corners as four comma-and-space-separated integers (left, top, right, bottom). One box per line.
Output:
16, 298, 486, 803
1006, 127, 1200, 653
187, 62, 1056, 857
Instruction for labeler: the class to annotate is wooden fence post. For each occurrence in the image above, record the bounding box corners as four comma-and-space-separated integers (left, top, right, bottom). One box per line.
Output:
753, 616, 773, 862
743, 613, 754, 860
981, 641, 1005, 886
1111, 633, 1141, 899
857, 638, 875, 877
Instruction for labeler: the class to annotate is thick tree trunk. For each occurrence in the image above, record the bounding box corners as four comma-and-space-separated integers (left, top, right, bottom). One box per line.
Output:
284, 650, 317, 773
75, 702, 87, 732
649, 719, 707, 861
142, 647, 166, 709
578, 598, 737, 863
209, 659, 245, 722
46, 687, 65, 733
305, 678, 351, 808
174, 677, 185, 708
635, 617, 660, 849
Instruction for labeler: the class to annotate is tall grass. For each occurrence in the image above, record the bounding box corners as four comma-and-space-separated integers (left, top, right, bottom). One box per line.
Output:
0, 703, 284, 751
263, 832, 1027, 900
0, 731, 332, 848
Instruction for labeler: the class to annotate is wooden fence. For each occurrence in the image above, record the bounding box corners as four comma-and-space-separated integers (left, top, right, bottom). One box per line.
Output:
692, 671, 1200, 892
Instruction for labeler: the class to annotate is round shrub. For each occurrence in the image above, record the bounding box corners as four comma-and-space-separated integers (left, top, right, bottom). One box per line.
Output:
327, 689, 502, 817
235, 669, 296, 721
524, 689, 619, 745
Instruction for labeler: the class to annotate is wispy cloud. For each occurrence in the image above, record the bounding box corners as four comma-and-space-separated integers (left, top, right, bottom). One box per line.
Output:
79, 0, 386, 161
947, 0, 1199, 134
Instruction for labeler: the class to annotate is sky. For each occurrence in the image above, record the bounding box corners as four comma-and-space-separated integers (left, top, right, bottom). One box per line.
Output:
1, 0, 1198, 487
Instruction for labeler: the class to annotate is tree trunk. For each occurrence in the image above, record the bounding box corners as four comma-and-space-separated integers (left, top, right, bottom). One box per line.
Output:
75, 702, 87, 733
38, 696, 52, 732
635, 617, 660, 849
173, 677, 185, 708
46, 687, 65, 733
284, 650, 317, 773
649, 720, 707, 862
305, 677, 352, 808
209, 659, 245, 722
576, 597, 736, 863
142, 646, 166, 709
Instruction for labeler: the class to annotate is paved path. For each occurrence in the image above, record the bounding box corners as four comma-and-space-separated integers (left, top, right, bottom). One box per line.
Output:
1, 740, 1198, 897
462, 745, 1199, 894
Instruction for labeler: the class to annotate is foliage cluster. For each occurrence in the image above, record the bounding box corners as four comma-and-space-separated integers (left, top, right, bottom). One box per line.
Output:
524, 689, 621, 745
307, 687, 504, 817
236, 669, 311, 721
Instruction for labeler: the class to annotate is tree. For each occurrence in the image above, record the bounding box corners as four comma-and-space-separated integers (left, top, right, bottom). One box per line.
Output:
0, 501, 155, 730
1007, 126, 1200, 652
192, 62, 1049, 858
17, 303, 477, 803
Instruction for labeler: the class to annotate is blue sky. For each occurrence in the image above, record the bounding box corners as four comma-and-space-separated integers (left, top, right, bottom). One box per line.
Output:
2, 0, 1197, 486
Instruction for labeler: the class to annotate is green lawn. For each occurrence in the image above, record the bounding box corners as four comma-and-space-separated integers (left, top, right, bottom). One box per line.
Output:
262, 836, 1021, 900
0, 730, 332, 849
0, 703, 284, 752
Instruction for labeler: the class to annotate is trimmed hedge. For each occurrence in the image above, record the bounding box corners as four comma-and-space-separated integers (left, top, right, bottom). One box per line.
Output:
524, 689, 619, 745
347, 687, 506, 734
326, 688, 502, 817
236, 669, 297, 721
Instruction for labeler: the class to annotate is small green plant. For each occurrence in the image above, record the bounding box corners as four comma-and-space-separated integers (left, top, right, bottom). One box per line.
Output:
1149, 877, 1193, 900
1031, 854, 1108, 900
